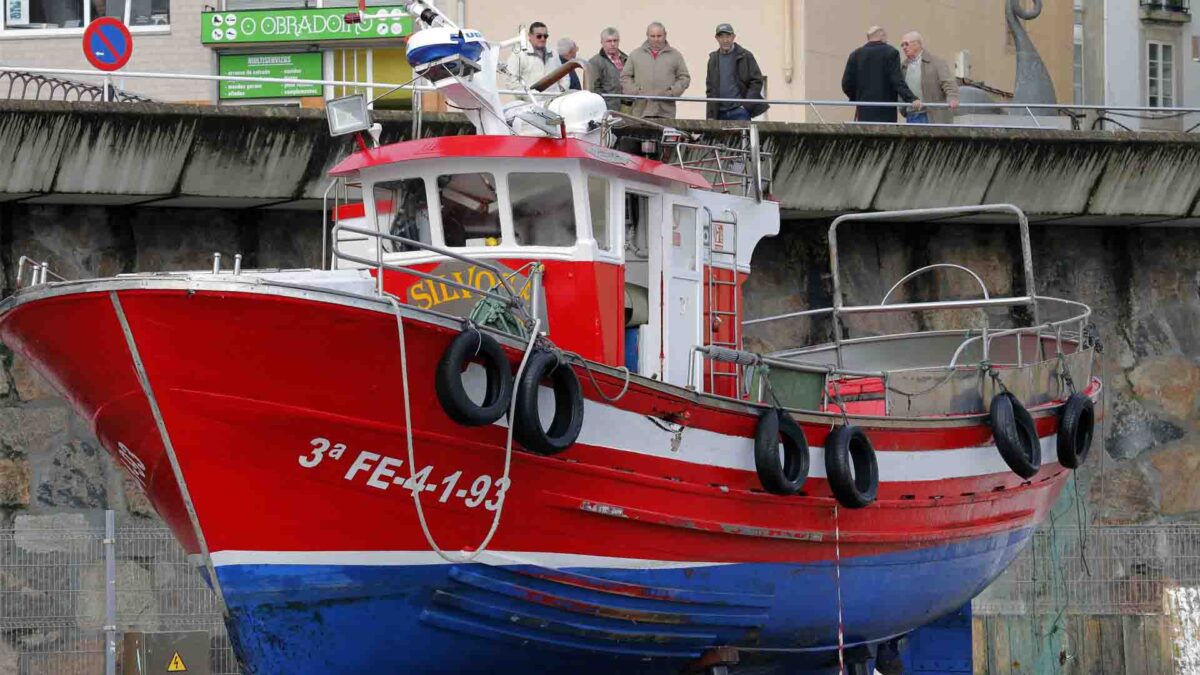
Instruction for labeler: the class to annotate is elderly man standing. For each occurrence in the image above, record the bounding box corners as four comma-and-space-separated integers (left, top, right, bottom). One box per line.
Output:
841, 25, 921, 123
587, 27, 628, 111
621, 21, 691, 119
705, 23, 769, 121
506, 22, 564, 92
900, 31, 959, 124
557, 37, 582, 90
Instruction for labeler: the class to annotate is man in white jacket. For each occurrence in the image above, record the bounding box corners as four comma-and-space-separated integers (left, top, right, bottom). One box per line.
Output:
505, 22, 565, 92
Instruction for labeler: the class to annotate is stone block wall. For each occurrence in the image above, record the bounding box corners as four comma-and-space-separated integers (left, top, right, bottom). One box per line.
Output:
0, 203, 325, 673
0, 203, 324, 529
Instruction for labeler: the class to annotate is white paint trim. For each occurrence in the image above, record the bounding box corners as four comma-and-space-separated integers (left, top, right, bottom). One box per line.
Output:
210, 549, 732, 569
481, 365, 1057, 482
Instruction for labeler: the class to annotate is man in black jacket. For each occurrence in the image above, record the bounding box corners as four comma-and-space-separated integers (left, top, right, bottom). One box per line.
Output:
841, 26, 922, 123
705, 24, 769, 121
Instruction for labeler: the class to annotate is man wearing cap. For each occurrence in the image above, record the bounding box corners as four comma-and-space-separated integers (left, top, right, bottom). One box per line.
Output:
705, 24, 768, 121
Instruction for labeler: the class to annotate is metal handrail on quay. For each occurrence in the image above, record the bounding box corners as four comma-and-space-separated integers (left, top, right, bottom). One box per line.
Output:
6, 65, 1200, 132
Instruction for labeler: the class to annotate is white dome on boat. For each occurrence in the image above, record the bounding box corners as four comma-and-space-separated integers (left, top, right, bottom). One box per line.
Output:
406, 26, 488, 71
548, 91, 608, 136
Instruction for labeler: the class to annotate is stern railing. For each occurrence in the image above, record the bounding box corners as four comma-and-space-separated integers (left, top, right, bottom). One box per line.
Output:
732, 205, 1094, 414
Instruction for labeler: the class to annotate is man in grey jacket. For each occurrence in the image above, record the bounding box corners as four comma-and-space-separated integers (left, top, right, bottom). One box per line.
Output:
621, 21, 691, 119
900, 31, 959, 124
587, 27, 628, 111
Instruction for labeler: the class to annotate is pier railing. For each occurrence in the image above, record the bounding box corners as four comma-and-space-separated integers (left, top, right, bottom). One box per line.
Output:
6, 65, 1200, 133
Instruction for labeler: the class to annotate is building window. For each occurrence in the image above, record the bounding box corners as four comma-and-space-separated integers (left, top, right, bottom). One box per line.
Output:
3, 0, 168, 34
1148, 41, 1175, 107
1073, 24, 1084, 104
330, 47, 413, 110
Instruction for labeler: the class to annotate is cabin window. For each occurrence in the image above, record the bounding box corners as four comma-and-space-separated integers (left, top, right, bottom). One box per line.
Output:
509, 173, 577, 247
672, 204, 698, 271
624, 193, 651, 261
374, 178, 432, 253
587, 176, 611, 251
438, 172, 501, 247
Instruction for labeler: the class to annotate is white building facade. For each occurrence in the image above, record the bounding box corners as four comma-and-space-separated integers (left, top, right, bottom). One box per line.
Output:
0, 0, 417, 107
1081, 0, 1198, 130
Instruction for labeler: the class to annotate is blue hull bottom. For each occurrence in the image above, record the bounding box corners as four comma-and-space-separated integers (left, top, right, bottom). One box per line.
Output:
217, 530, 1030, 674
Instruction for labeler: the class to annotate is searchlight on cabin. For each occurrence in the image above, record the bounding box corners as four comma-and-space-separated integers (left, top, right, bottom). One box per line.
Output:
326, 94, 372, 137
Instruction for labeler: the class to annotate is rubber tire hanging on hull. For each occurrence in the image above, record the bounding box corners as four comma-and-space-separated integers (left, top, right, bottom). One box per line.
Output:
990, 392, 1041, 479
435, 329, 514, 426
754, 409, 810, 495
824, 426, 878, 509
513, 350, 584, 456
1056, 393, 1094, 469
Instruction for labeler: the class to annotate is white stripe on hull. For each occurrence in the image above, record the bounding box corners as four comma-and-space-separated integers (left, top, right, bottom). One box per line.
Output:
210, 549, 732, 569
482, 370, 1058, 481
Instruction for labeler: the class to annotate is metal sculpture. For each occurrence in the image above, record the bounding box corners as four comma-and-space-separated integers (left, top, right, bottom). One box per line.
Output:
1006, 0, 1057, 114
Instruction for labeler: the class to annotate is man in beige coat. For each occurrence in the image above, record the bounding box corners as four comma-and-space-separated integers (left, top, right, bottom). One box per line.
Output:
900, 32, 959, 124
621, 22, 691, 119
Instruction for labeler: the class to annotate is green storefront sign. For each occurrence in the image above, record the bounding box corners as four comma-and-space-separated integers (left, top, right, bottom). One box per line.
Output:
202, 7, 412, 45
219, 53, 323, 100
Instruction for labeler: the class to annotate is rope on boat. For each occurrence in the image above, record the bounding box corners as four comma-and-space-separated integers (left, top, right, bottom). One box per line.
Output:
833, 503, 847, 674
750, 362, 785, 408
883, 366, 960, 400
986, 363, 1010, 394
556, 348, 632, 403
827, 368, 851, 427
387, 293, 542, 563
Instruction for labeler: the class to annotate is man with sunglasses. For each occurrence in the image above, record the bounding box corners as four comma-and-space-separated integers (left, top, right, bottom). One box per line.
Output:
505, 22, 566, 93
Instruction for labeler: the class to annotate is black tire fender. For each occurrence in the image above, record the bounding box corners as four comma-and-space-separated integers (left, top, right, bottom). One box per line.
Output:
513, 350, 585, 456
754, 409, 810, 495
824, 425, 879, 509
435, 329, 514, 427
990, 392, 1041, 479
1056, 393, 1094, 469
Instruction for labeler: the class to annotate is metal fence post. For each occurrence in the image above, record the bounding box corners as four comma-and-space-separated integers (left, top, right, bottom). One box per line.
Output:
104, 509, 117, 675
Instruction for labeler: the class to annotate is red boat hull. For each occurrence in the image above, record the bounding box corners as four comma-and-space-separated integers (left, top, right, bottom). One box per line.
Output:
0, 278, 1090, 673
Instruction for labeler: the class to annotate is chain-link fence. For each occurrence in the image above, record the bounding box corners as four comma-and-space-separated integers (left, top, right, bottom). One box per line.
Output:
974, 524, 1200, 616
972, 525, 1200, 673
0, 512, 238, 674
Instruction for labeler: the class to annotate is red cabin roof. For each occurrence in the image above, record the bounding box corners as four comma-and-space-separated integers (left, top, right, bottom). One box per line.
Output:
328, 136, 711, 190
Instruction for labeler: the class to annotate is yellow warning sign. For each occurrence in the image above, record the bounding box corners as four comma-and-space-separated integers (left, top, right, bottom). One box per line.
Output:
166, 652, 187, 672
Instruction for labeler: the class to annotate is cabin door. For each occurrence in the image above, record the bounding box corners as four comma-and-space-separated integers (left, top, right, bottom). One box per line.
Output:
661, 201, 703, 387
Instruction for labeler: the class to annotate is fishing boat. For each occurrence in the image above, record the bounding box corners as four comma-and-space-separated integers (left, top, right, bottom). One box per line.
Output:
0, 3, 1100, 673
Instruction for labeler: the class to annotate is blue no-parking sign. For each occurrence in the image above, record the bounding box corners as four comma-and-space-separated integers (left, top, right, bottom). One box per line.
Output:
82, 18, 133, 72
